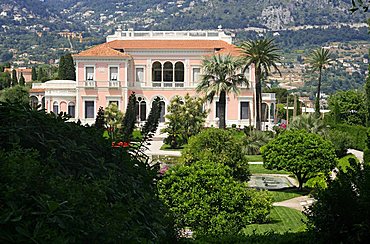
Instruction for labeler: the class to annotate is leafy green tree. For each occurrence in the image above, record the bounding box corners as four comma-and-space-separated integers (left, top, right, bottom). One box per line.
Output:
104, 103, 124, 140
328, 90, 367, 126
0, 85, 29, 105
306, 160, 370, 243
241, 38, 281, 130
94, 106, 105, 130
181, 128, 250, 181
306, 48, 333, 117
261, 130, 337, 190
0, 72, 11, 89
196, 54, 246, 129
162, 94, 208, 148
0, 102, 175, 243
19, 72, 25, 86
11, 69, 18, 87
158, 160, 272, 238
31, 67, 37, 81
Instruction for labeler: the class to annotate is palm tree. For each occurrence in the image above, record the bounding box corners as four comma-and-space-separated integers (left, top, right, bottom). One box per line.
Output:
241, 39, 281, 130
307, 48, 333, 117
197, 54, 247, 128
288, 113, 328, 136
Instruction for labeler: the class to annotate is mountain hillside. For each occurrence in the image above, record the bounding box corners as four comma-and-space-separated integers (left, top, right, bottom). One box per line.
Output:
41, 0, 366, 31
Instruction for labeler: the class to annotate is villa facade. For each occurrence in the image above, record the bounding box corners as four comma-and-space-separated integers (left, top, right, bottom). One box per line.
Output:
30, 29, 276, 129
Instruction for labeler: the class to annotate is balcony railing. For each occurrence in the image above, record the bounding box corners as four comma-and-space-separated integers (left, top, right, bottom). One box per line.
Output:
85, 80, 96, 88
109, 80, 119, 88
151, 81, 185, 88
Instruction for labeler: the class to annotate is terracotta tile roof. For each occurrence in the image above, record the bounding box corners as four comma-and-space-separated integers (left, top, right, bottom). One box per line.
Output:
29, 88, 45, 93
74, 43, 130, 58
75, 40, 243, 57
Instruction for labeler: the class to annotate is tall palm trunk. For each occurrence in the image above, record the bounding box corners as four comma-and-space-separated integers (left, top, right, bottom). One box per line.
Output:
219, 90, 226, 128
255, 67, 262, 130
315, 67, 322, 118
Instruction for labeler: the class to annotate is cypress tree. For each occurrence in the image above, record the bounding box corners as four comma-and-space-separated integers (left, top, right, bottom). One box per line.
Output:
31, 67, 37, 81
95, 107, 105, 130
37, 67, 45, 82
64, 53, 76, 80
121, 93, 137, 142
58, 55, 66, 80
11, 69, 18, 86
19, 72, 25, 86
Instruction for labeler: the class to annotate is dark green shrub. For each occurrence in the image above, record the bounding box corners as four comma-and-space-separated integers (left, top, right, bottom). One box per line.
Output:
328, 123, 367, 150
158, 160, 272, 238
181, 128, 250, 181
0, 102, 175, 243
306, 160, 370, 243
326, 129, 352, 158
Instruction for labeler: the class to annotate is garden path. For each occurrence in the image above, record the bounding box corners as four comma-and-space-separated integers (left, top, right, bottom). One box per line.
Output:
347, 149, 364, 163
273, 196, 314, 212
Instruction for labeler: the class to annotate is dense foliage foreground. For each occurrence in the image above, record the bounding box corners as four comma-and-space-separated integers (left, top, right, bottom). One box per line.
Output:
0, 102, 175, 243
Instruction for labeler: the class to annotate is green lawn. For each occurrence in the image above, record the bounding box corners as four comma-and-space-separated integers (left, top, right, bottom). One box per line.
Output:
160, 143, 184, 151
249, 164, 290, 175
243, 206, 307, 235
338, 154, 359, 172
269, 189, 308, 202
246, 155, 263, 162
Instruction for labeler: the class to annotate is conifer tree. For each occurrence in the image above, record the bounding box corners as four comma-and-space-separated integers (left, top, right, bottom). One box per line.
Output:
58, 54, 76, 80
31, 67, 37, 81
19, 73, 25, 86
11, 69, 18, 86
58, 55, 66, 80
121, 93, 137, 142
37, 67, 45, 82
64, 53, 76, 80
95, 106, 105, 130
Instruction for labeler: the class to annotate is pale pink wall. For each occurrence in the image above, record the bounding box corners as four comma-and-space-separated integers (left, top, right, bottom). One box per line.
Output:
60, 101, 67, 112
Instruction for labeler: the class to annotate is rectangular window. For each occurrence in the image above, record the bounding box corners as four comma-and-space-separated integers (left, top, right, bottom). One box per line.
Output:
136, 67, 144, 82
86, 67, 94, 81
192, 68, 201, 84
68, 105, 75, 118
85, 101, 94, 119
109, 67, 118, 81
240, 102, 250, 120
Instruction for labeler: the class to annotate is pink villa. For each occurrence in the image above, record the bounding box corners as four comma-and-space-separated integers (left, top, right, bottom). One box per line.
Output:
30, 29, 276, 129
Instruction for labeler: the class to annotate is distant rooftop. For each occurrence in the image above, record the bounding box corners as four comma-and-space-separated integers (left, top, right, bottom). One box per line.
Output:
106, 28, 234, 44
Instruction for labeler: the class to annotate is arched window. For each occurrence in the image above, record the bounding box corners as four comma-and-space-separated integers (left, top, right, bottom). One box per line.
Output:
135, 97, 147, 122
175, 62, 184, 82
68, 102, 75, 118
163, 62, 173, 82
53, 101, 59, 114
152, 62, 162, 82
30, 96, 38, 109
261, 103, 269, 122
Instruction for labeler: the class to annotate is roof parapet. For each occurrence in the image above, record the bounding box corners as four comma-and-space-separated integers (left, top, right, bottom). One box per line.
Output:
106, 29, 234, 44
